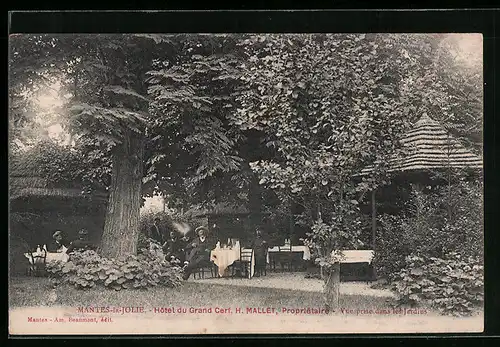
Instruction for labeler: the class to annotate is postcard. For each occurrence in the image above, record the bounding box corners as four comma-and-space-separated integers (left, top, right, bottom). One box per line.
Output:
9, 31, 483, 335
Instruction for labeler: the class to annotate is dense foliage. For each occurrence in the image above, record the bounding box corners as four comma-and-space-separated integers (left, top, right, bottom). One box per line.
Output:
46, 244, 183, 290
392, 252, 483, 316
10, 34, 482, 244
373, 179, 483, 281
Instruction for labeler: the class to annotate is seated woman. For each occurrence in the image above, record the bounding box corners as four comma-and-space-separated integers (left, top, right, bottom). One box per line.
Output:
46, 230, 69, 253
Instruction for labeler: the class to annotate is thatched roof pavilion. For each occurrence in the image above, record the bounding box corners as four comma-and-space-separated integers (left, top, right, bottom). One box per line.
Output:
9, 157, 108, 272
359, 113, 482, 250
361, 113, 482, 175
9, 157, 108, 205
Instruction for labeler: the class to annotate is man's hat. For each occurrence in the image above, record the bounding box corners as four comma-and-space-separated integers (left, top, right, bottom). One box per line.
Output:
53, 230, 63, 238
195, 226, 209, 234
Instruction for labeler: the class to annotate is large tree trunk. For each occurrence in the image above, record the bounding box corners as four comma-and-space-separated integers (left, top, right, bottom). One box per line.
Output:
99, 130, 144, 259
323, 262, 341, 312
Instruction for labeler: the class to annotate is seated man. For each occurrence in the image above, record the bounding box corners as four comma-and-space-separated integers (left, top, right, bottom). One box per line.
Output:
46, 230, 69, 253
164, 231, 186, 263
182, 226, 214, 280
67, 229, 94, 254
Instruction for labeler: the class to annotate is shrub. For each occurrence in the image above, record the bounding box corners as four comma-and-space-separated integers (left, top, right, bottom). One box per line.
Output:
372, 214, 410, 281
373, 213, 447, 281
373, 180, 483, 281
46, 241, 183, 290
391, 252, 483, 316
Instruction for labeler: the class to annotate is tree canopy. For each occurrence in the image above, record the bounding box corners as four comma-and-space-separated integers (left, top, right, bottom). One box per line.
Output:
9, 33, 482, 258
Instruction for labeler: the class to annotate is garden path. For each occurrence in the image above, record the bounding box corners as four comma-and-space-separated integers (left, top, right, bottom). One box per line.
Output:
190, 272, 396, 298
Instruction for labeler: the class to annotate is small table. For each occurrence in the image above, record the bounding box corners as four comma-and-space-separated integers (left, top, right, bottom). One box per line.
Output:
210, 247, 240, 277
24, 251, 69, 264
24, 248, 69, 276
333, 250, 375, 281
267, 245, 311, 262
210, 247, 255, 278
334, 250, 374, 264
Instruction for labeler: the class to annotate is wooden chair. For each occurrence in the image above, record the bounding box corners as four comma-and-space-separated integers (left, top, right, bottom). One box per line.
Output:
231, 248, 254, 279
192, 259, 217, 280
26, 248, 47, 277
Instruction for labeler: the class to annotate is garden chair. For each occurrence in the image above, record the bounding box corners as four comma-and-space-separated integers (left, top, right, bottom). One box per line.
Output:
231, 248, 254, 279
192, 259, 217, 280
25, 247, 47, 277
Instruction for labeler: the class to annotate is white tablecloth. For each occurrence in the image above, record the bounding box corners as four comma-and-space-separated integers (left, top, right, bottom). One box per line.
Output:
332, 250, 375, 264
265, 247, 374, 264
267, 245, 311, 262
210, 247, 255, 278
210, 247, 240, 277
24, 249, 69, 265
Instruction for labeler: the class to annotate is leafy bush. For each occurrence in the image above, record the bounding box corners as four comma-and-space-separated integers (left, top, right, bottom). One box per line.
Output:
373, 180, 483, 281
46, 241, 183, 290
9, 234, 32, 276
305, 207, 364, 260
392, 252, 483, 316
372, 214, 410, 281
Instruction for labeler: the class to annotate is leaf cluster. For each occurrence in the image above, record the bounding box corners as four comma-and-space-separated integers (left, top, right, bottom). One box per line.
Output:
45, 245, 183, 290
392, 252, 483, 316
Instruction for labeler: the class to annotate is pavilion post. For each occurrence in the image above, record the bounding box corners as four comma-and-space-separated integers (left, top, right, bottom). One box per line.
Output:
371, 189, 377, 250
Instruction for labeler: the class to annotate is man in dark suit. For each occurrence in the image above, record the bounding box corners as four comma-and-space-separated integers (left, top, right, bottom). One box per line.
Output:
67, 229, 94, 254
164, 231, 186, 263
47, 230, 69, 253
182, 226, 214, 280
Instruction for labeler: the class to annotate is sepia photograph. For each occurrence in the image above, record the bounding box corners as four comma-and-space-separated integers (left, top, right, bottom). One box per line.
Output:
8, 32, 484, 334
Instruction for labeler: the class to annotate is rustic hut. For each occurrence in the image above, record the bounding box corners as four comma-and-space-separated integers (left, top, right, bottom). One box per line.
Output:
360, 113, 483, 248
9, 158, 108, 275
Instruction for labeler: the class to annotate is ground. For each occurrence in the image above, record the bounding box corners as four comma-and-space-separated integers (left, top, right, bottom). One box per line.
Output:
9, 274, 483, 334
8, 274, 393, 309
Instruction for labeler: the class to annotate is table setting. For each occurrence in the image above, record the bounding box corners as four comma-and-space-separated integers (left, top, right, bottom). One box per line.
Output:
210, 239, 255, 278
24, 244, 70, 267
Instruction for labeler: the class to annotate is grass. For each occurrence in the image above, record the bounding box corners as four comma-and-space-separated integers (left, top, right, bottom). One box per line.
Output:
9, 276, 483, 334
9, 276, 393, 313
